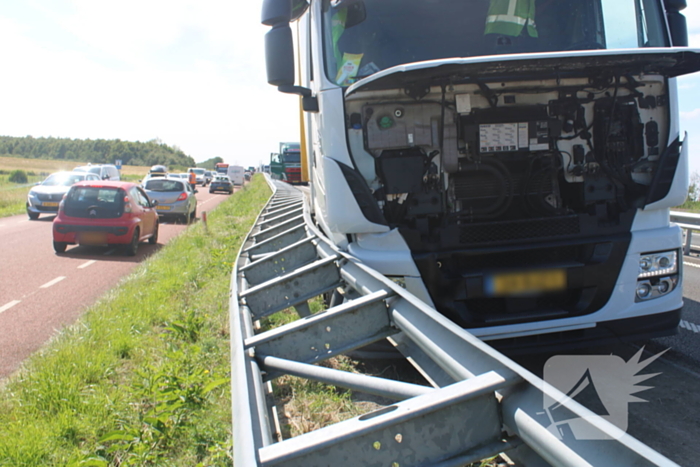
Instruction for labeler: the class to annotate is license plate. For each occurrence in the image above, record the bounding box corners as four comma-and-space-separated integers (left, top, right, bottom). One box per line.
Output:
79, 231, 107, 245
43, 202, 59, 207
156, 205, 171, 211
487, 269, 566, 296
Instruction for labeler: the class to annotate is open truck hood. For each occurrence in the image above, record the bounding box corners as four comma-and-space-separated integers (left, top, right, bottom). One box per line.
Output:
346, 48, 700, 96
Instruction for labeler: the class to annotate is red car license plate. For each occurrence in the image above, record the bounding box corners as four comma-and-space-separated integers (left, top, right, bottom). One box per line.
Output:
79, 231, 107, 245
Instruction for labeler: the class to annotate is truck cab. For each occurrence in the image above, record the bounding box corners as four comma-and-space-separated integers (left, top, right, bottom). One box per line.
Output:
262, 0, 700, 350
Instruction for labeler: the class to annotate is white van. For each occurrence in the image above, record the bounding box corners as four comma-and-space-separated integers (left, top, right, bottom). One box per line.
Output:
73, 164, 120, 181
227, 166, 245, 186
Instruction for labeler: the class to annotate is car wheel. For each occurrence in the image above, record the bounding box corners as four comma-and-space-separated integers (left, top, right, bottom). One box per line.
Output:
209, 189, 214, 193
28, 212, 40, 220
149, 221, 159, 244
125, 228, 140, 256
53, 241, 67, 253
190, 208, 197, 222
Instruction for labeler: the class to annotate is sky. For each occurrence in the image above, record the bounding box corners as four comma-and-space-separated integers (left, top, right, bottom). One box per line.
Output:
1, 1, 700, 173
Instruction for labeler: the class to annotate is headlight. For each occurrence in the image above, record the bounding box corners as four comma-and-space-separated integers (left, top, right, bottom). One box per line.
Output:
638, 250, 677, 278
27, 190, 37, 199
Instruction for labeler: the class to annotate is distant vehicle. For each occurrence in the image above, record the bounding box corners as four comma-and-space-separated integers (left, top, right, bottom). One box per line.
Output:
270, 142, 302, 184
227, 166, 245, 186
167, 173, 189, 180
142, 172, 168, 185
209, 175, 233, 194
188, 168, 208, 186
52, 181, 159, 256
149, 165, 168, 174
73, 164, 121, 181
215, 162, 229, 175
27, 171, 101, 220
204, 171, 214, 184
143, 178, 197, 224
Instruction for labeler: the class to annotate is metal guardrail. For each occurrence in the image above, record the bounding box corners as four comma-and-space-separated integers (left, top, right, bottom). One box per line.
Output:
230, 178, 680, 467
670, 210, 700, 255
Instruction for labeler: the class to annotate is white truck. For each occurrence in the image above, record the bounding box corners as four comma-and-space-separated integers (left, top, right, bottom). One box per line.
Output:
262, 0, 700, 351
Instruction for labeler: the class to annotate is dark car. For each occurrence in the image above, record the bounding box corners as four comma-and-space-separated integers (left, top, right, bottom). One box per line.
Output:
209, 175, 233, 194
52, 181, 159, 256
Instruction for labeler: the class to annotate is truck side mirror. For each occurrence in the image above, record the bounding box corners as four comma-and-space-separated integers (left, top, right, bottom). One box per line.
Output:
262, 0, 318, 111
665, 0, 689, 47
265, 24, 295, 86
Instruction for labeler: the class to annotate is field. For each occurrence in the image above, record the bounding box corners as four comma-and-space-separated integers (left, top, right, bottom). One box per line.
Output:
0, 156, 151, 218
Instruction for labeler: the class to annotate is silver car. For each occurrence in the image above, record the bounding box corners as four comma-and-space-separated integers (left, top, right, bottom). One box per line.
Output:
27, 171, 100, 220
143, 178, 197, 224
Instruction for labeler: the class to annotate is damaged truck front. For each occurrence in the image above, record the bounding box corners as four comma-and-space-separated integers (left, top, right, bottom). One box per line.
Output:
262, 0, 700, 351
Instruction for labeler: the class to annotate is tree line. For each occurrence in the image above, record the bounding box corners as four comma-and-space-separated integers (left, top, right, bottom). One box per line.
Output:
0, 135, 195, 168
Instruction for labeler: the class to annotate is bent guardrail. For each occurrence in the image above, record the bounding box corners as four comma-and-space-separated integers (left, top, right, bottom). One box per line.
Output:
230, 178, 680, 466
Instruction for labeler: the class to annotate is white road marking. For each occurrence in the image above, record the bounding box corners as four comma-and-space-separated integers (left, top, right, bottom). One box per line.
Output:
40, 276, 66, 288
78, 260, 96, 269
683, 261, 700, 269
680, 320, 700, 333
0, 300, 20, 314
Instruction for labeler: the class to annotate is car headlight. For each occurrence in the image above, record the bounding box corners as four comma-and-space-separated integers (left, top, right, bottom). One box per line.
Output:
28, 190, 37, 199
638, 250, 678, 278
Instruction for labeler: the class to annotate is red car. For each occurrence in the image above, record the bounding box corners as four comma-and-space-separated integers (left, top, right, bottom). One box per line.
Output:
52, 181, 159, 256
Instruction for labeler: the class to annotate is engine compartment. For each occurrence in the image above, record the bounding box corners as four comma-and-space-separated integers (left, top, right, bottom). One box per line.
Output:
344, 72, 669, 247
342, 70, 674, 327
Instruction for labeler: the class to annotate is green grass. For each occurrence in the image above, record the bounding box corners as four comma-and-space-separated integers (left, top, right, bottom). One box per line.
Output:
0, 172, 46, 218
675, 197, 700, 212
0, 176, 271, 466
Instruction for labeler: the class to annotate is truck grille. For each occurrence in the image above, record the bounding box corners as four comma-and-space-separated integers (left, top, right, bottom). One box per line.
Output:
459, 215, 580, 244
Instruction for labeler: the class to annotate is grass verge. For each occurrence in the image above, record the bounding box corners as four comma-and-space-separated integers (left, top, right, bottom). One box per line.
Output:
0, 175, 271, 466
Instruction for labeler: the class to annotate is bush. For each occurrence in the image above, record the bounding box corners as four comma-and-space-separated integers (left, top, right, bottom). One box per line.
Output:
8, 169, 28, 184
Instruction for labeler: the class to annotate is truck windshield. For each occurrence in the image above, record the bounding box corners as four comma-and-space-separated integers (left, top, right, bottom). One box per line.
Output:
323, 0, 669, 86
284, 152, 301, 163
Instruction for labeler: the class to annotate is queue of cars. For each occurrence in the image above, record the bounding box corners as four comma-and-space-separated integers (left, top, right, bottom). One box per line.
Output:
28, 163, 243, 255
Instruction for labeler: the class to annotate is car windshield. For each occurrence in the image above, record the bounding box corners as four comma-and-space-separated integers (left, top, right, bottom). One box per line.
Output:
145, 179, 185, 192
42, 173, 88, 187
65, 187, 125, 219
193, 168, 206, 175
323, 0, 669, 86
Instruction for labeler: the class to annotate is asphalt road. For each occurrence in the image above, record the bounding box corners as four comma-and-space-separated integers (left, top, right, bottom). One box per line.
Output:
0, 185, 234, 379
511, 250, 700, 465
